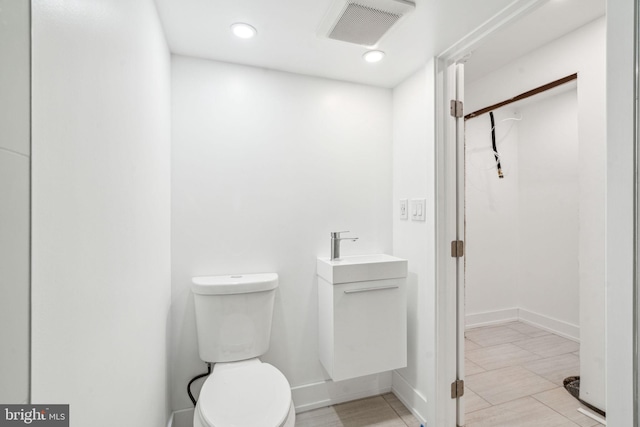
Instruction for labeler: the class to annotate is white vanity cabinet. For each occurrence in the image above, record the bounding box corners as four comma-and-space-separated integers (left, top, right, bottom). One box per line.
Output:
317, 255, 407, 381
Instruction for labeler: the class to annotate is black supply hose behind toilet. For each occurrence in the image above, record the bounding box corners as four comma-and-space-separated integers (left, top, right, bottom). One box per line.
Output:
188, 362, 212, 406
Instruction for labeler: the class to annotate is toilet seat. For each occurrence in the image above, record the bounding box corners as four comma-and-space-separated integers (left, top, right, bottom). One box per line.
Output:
197, 361, 292, 427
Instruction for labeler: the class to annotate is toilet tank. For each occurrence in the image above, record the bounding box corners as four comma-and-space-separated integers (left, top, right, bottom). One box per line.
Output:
192, 273, 278, 363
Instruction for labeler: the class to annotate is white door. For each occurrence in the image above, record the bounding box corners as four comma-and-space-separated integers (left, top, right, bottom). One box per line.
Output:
448, 60, 466, 427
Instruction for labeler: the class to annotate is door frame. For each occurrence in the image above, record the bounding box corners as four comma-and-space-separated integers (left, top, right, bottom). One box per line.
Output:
433, 1, 548, 425
435, 1, 640, 425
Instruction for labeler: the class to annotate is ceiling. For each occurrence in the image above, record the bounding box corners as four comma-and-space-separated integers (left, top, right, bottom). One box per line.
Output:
463, 0, 605, 83
154, 0, 605, 88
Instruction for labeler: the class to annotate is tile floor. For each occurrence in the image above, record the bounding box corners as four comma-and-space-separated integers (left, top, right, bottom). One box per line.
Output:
295, 321, 604, 427
464, 321, 604, 427
295, 393, 420, 427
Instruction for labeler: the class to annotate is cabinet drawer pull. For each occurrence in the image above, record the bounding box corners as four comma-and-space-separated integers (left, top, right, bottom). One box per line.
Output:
344, 285, 399, 294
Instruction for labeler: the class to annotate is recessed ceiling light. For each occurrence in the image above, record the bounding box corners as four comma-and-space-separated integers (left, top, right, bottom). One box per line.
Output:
231, 22, 257, 39
363, 50, 385, 63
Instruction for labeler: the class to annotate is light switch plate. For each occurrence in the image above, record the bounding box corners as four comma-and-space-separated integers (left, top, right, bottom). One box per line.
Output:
411, 198, 426, 221
399, 199, 408, 220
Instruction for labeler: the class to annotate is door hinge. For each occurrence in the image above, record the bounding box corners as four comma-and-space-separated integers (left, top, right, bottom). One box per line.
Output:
450, 100, 463, 118
451, 379, 465, 399
451, 240, 464, 258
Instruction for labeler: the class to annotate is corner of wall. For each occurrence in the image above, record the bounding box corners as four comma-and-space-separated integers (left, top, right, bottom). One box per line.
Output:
391, 58, 437, 424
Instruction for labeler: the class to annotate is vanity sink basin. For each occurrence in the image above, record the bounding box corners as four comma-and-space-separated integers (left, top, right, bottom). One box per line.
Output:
317, 254, 408, 284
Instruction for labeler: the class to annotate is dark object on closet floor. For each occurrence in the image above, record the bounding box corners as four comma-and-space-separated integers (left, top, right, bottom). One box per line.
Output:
563, 376, 606, 418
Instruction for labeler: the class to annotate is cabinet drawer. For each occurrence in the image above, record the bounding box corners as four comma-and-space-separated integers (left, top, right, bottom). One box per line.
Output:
318, 278, 407, 381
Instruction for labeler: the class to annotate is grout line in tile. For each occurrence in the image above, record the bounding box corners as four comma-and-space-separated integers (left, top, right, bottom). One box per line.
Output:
530, 391, 590, 427
389, 402, 410, 426
518, 363, 543, 377
466, 342, 544, 371
382, 394, 405, 425
464, 321, 584, 425
383, 393, 417, 427
465, 336, 484, 348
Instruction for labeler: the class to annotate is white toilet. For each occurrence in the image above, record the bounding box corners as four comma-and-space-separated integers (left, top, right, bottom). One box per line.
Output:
191, 273, 295, 427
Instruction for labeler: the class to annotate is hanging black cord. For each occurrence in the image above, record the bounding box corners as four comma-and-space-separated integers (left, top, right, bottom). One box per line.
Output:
489, 112, 504, 178
188, 363, 212, 406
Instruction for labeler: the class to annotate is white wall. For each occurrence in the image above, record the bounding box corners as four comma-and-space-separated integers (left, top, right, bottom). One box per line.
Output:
465, 108, 521, 322
391, 61, 436, 423
466, 88, 580, 336
31, 1, 172, 426
170, 56, 393, 413
605, 0, 636, 425
464, 18, 606, 409
517, 90, 579, 328
0, 0, 30, 403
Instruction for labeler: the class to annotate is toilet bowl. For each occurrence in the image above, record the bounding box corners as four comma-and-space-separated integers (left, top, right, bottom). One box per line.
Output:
194, 359, 295, 427
191, 274, 295, 427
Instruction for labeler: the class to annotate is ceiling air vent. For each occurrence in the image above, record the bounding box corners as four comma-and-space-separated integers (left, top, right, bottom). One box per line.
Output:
319, 0, 416, 47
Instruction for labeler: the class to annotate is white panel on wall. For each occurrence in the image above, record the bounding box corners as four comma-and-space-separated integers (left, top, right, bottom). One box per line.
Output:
0, 151, 29, 403
0, 0, 30, 155
0, 0, 30, 405
170, 55, 393, 412
605, 0, 636, 424
31, 1, 171, 426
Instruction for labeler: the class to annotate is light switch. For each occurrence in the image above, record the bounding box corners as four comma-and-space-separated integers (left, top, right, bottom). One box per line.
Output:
399, 199, 408, 220
411, 198, 426, 221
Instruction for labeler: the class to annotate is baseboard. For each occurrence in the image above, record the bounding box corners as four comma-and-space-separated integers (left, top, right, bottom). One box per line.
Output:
167, 408, 193, 427
391, 371, 428, 423
168, 371, 427, 426
167, 373, 392, 426
465, 308, 519, 329
292, 372, 392, 413
465, 308, 580, 342
518, 308, 580, 342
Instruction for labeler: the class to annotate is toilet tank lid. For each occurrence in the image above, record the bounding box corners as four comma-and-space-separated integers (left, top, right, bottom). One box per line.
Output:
192, 273, 278, 295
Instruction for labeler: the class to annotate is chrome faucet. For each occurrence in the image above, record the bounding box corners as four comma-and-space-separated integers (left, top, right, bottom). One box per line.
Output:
330, 231, 358, 260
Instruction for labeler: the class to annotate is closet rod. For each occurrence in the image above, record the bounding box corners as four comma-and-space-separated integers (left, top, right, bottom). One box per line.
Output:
464, 73, 577, 120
